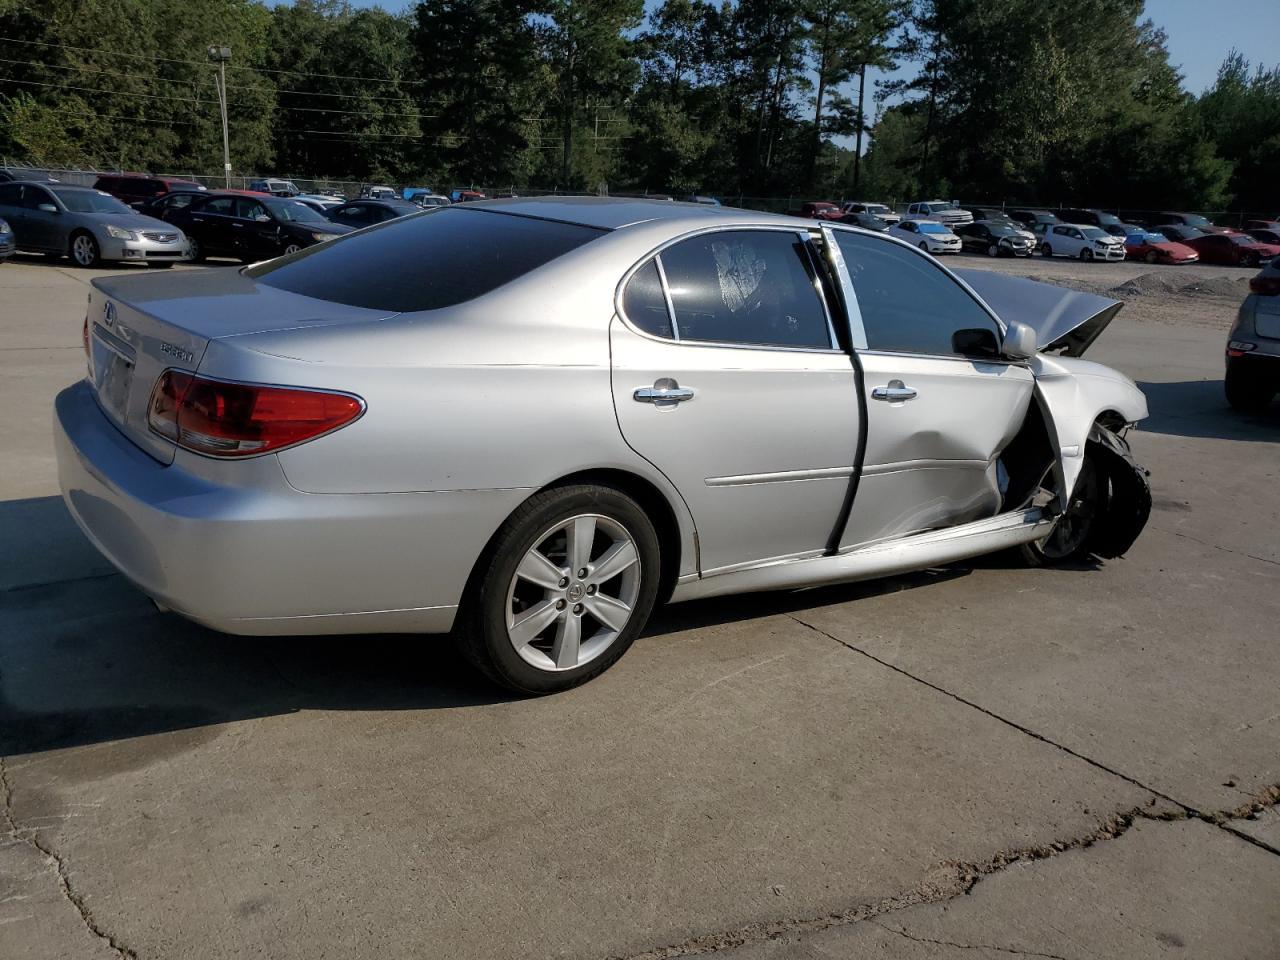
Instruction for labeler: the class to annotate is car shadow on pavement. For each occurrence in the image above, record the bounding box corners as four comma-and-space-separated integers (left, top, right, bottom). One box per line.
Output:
1136, 379, 1280, 442
0, 496, 511, 758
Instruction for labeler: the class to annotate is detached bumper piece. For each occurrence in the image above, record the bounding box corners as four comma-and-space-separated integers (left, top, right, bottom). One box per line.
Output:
1086, 424, 1152, 558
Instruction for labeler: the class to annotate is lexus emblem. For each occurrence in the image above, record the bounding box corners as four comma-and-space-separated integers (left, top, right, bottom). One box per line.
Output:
103, 301, 116, 327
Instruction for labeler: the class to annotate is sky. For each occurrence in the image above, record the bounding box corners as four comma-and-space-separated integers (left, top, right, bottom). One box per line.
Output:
322, 0, 1279, 102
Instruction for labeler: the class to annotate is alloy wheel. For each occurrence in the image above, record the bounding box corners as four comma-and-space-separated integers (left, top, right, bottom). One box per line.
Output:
283, 243, 302, 255
72, 234, 98, 267
987, 243, 998, 257
504, 514, 642, 672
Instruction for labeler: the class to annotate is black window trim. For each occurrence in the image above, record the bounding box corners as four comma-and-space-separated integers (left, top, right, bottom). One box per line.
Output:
822, 222, 1017, 365
613, 224, 843, 354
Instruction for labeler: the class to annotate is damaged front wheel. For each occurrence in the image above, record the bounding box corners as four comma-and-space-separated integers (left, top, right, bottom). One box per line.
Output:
1019, 458, 1101, 566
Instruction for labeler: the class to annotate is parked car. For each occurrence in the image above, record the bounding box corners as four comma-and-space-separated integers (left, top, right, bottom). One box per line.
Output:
360, 185, 398, 200
168, 194, 353, 262
835, 212, 890, 232
0, 216, 14, 262
326, 198, 421, 229
1243, 219, 1279, 232
889, 218, 962, 254
412, 194, 452, 209
961, 206, 1036, 239
93, 173, 207, 210
1103, 222, 1143, 238
1140, 211, 1230, 234
0, 182, 188, 267
248, 178, 302, 198
0, 167, 59, 183
787, 201, 843, 220
137, 188, 269, 222
841, 201, 899, 225
402, 187, 434, 202
449, 189, 487, 202
294, 193, 343, 209
1167, 229, 1280, 267
904, 200, 973, 228
1040, 223, 1125, 261
1055, 208, 1128, 232
1121, 230, 1199, 264
955, 221, 1035, 257
683, 195, 721, 206
1008, 208, 1060, 229
1248, 227, 1280, 246
54, 198, 1151, 694
1223, 258, 1280, 411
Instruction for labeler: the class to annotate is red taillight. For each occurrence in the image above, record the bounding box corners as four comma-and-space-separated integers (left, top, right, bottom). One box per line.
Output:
147, 371, 363, 457
1249, 275, 1280, 296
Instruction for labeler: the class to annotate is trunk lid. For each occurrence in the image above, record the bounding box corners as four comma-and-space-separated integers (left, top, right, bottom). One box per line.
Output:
953, 268, 1123, 357
88, 269, 397, 464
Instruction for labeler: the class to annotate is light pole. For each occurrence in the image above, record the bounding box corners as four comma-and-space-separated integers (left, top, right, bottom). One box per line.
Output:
207, 45, 232, 187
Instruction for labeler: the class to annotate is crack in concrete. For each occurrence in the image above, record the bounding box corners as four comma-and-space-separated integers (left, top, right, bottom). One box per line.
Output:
608, 795, 1280, 960
790, 613, 1280, 860
0, 757, 138, 960
872, 919, 1071, 959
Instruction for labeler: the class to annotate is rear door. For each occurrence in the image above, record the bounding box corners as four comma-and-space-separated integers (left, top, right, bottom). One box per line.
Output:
234, 197, 280, 260
822, 226, 1034, 548
186, 195, 237, 254
609, 226, 860, 574
0, 183, 28, 247
19, 184, 60, 250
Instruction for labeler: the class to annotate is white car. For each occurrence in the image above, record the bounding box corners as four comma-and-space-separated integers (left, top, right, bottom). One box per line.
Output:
842, 201, 900, 225
904, 200, 973, 228
1040, 223, 1126, 262
890, 219, 962, 254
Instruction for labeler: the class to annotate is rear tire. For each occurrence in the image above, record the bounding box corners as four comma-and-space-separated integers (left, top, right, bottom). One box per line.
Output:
455, 484, 661, 694
987, 243, 999, 257
187, 236, 205, 262
1041, 244, 1053, 258
1081, 247, 1093, 261
1017, 456, 1102, 567
1225, 364, 1275, 412
282, 243, 302, 256
1145, 250, 1158, 264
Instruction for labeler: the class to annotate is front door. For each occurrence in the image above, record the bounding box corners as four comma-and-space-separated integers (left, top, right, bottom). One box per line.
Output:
234, 198, 281, 260
609, 227, 860, 575
19, 184, 61, 251
823, 226, 1035, 548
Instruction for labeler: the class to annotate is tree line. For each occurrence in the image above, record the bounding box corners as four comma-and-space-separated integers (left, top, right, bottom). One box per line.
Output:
0, 0, 1275, 212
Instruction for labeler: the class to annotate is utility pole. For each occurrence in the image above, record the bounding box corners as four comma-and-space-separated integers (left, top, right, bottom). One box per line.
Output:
852, 63, 866, 193
208, 45, 232, 187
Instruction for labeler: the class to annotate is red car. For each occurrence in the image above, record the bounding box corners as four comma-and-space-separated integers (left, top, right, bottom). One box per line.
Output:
1122, 230, 1199, 264
92, 173, 207, 209
787, 200, 842, 220
1179, 231, 1279, 267
1248, 227, 1280, 246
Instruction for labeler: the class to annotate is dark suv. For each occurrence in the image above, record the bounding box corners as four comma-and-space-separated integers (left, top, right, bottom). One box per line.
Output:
1008, 208, 1060, 228
1056, 207, 1127, 229
93, 173, 207, 209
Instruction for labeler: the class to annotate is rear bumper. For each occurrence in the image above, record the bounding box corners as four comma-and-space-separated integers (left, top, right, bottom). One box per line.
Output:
54, 381, 526, 636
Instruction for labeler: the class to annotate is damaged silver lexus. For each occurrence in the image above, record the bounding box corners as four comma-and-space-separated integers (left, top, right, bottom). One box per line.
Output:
54, 198, 1151, 693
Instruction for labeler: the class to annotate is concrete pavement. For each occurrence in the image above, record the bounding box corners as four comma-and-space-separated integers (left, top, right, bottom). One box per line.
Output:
0, 253, 1276, 959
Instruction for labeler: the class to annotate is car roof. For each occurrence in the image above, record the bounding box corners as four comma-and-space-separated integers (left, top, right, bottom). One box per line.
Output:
467, 196, 794, 230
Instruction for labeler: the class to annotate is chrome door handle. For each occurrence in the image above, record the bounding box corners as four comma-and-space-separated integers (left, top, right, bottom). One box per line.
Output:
871, 380, 918, 402
634, 378, 695, 406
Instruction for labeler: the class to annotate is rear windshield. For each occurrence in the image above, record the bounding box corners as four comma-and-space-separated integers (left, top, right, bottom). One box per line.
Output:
247, 207, 607, 312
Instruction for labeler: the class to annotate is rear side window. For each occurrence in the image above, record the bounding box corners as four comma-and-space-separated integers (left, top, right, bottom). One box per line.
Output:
0, 184, 20, 204
834, 231, 999, 357
621, 260, 673, 338
656, 230, 831, 348
248, 208, 606, 312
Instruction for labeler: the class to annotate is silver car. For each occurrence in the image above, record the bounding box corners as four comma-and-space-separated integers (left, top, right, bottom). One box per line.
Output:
54, 199, 1151, 693
0, 182, 189, 267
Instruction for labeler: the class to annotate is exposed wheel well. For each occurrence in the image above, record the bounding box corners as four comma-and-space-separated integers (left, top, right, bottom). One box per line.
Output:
1095, 409, 1127, 433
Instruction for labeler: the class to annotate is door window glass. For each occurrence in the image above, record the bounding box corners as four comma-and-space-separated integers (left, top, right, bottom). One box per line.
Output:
657, 230, 831, 348
200, 196, 235, 216
0, 184, 22, 205
620, 259, 673, 338
833, 230, 1000, 357
236, 198, 267, 220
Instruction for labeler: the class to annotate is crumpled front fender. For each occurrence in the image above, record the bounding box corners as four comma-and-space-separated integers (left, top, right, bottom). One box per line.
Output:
1032, 354, 1149, 505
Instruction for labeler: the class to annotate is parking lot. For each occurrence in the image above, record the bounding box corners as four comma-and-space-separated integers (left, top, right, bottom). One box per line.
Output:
2, 249, 1278, 959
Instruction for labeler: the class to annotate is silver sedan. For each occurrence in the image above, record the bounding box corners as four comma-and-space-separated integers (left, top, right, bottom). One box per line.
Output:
54, 199, 1152, 692
0, 182, 189, 267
